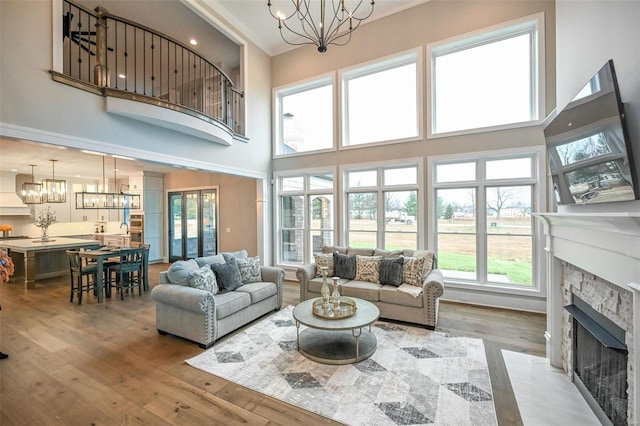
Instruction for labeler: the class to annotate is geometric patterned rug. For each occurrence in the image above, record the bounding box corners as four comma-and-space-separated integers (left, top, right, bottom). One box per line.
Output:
186, 306, 497, 425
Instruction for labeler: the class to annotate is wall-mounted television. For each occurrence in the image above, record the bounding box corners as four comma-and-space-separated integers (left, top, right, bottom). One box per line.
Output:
544, 60, 639, 205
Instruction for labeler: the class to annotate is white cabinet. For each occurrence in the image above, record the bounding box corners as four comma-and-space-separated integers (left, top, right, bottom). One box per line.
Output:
128, 172, 164, 262
103, 234, 130, 247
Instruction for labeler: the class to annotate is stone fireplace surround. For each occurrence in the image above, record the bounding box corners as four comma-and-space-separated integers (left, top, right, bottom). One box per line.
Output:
535, 211, 640, 425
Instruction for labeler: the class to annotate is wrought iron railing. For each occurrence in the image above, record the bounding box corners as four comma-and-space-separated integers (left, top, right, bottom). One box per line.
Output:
61, 0, 244, 136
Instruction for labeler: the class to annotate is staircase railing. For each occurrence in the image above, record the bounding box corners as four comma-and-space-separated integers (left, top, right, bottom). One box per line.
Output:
61, 0, 244, 136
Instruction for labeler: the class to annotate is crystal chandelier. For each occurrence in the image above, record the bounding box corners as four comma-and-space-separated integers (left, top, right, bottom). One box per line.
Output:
267, 0, 375, 53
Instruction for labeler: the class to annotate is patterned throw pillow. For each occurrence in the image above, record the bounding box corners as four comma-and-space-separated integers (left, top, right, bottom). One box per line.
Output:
379, 256, 404, 287
188, 264, 218, 294
210, 257, 244, 292
236, 256, 262, 284
355, 255, 382, 283
333, 252, 356, 280
402, 256, 427, 286
314, 253, 334, 277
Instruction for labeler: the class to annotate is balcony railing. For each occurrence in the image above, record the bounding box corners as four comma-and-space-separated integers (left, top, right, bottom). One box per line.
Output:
58, 0, 244, 137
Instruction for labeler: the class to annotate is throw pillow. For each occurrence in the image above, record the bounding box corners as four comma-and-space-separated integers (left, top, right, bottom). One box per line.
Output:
210, 257, 244, 292
379, 256, 404, 287
195, 253, 225, 267
236, 256, 262, 284
413, 250, 436, 275
314, 253, 334, 277
188, 264, 218, 294
355, 255, 381, 283
167, 259, 199, 286
333, 252, 356, 280
402, 256, 427, 286
221, 249, 248, 260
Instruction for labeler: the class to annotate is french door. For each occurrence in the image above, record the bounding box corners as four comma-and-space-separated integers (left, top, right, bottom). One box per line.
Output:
168, 189, 217, 262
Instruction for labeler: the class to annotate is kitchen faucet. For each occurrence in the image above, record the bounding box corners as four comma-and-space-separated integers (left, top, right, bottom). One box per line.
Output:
120, 222, 129, 234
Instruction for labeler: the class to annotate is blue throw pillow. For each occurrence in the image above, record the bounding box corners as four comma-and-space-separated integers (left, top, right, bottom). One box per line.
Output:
379, 256, 404, 287
333, 252, 356, 280
210, 256, 243, 292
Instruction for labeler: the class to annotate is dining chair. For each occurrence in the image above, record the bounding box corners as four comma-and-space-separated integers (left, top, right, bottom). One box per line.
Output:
81, 246, 119, 298
66, 249, 98, 304
141, 244, 151, 291
108, 248, 145, 300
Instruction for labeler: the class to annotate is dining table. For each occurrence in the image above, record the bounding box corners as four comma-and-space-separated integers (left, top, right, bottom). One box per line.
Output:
79, 247, 146, 303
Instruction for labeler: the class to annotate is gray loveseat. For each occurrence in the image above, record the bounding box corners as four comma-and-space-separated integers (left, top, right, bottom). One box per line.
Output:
296, 246, 444, 329
151, 250, 284, 348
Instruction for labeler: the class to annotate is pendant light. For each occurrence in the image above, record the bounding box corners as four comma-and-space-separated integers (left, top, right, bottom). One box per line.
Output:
21, 164, 43, 204
42, 159, 67, 203
75, 155, 140, 209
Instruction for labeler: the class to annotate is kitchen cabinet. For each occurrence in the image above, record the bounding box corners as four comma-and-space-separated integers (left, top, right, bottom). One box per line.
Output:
103, 234, 130, 247
128, 172, 164, 262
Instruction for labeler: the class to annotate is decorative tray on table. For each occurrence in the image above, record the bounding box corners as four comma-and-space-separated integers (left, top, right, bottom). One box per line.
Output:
312, 297, 358, 319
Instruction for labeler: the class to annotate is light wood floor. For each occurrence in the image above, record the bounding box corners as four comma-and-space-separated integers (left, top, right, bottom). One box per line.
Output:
0, 263, 545, 425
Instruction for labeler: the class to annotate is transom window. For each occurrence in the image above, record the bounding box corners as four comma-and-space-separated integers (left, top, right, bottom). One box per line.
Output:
429, 14, 543, 136
431, 153, 539, 288
345, 163, 420, 250
342, 50, 421, 146
274, 76, 334, 156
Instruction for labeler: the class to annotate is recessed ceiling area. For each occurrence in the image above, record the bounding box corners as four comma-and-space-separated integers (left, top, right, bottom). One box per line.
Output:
0, 137, 179, 180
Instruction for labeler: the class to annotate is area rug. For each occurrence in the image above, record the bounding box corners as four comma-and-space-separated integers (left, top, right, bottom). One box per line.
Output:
186, 306, 497, 425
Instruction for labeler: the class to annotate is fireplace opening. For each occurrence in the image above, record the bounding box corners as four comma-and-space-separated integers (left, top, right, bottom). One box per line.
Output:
566, 296, 628, 426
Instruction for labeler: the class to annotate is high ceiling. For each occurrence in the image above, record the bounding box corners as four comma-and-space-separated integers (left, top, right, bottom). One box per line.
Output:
209, 0, 430, 56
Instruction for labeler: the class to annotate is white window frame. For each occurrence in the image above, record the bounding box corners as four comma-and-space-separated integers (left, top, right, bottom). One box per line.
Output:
342, 159, 423, 249
428, 146, 547, 298
273, 73, 336, 158
274, 168, 337, 267
427, 13, 545, 139
340, 47, 423, 149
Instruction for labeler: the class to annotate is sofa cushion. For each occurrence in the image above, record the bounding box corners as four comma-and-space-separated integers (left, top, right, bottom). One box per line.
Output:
214, 291, 251, 319
211, 257, 244, 292
314, 253, 334, 277
355, 255, 381, 283
308, 276, 350, 294
413, 250, 436, 274
167, 259, 199, 285
402, 256, 427, 286
374, 249, 403, 258
221, 249, 248, 259
322, 245, 347, 254
236, 256, 262, 284
379, 285, 424, 308
188, 264, 218, 294
333, 252, 356, 280
340, 280, 382, 302
379, 256, 404, 287
235, 281, 277, 304
347, 247, 374, 256
195, 254, 225, 267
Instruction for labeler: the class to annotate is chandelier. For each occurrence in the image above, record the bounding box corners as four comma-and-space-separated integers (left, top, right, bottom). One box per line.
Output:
75, 156, 140, 210
267, 0, 376, 53
21, 164, 43, 205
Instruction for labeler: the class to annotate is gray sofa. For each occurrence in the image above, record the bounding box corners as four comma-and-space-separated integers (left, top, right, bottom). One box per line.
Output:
151, 251, 284, 348
296, 246, 444, 329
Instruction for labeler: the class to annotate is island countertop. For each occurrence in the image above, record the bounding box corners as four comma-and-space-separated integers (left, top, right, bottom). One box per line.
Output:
0, 237, 98, 252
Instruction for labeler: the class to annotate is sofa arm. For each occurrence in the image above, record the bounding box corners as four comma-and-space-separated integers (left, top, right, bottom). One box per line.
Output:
422, 268, 444, 299
296, 262, 316, 302
150, 284, 215, 314
260, 266, 285, 309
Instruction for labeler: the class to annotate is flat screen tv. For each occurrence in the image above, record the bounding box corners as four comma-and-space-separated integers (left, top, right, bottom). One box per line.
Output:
544, 60, 639, 205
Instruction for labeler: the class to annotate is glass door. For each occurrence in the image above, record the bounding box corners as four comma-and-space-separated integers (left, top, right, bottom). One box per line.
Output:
169, 189, 217, 261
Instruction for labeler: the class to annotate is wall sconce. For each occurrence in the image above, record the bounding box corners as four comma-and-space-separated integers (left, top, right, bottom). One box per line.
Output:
42, 159, 67, 203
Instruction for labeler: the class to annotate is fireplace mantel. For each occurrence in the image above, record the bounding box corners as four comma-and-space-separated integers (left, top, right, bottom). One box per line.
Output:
534, 210, 640, 425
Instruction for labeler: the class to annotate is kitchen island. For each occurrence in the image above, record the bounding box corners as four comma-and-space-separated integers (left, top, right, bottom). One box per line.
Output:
0, 238, 99, 289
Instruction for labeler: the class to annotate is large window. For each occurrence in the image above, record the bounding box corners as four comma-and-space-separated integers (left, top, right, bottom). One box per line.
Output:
274, 76, 334, 156
342, 50, 421, 146
429, 14, 543, 136
431, 154, 539, 288
277, 171, 335, 265
345, 164, 420, 250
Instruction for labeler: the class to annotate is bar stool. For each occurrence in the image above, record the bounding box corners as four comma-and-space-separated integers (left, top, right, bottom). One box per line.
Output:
108, 248, 145, 300
66, 249, 98, 304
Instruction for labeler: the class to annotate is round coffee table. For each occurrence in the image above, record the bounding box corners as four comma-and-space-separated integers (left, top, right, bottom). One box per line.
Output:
292, 297, 380, 365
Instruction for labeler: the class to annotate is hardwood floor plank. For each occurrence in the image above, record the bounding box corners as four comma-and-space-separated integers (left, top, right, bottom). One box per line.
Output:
0, 263, 546, 425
